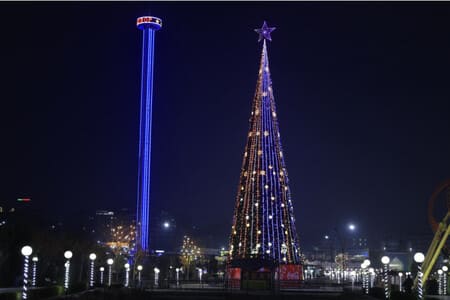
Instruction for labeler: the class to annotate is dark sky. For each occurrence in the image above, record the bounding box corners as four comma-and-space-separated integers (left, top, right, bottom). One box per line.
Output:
1, 2, 449, 249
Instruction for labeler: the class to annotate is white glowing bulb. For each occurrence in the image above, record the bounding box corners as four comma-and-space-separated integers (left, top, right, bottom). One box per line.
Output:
64, 251, 73, 259
21, 246, 33, 256
414, 252, 425, 263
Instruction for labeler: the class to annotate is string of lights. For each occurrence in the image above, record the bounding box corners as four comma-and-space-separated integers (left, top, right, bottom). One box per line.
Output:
229, 26, 301, 265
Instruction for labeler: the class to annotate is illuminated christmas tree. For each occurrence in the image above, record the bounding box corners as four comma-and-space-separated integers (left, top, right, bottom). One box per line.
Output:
228, 22, 302, 269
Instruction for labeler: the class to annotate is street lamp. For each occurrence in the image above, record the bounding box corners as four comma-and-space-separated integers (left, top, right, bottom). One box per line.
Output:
137, 265, 143, 286
107, 258, 114, 286
414, 252, 425, 300
154, 267, 160, 287
88, 253, 96, 288
348, 223, 356, 231
443, 266, 448, 295
381, 256, 390, 300
175, 268, 180, 286
369, 268, 375, 289
163, 221, 170, 229
21, 246, 32, 300
197, 268, 203, 283
31, 256, 38, 287
361, 262, 368, 294
124, 263, 130, 287
438, 269, 443, 295
398, 272, 403, 292
363, 260, 371, 294
99, 267, 105, 285
63, 250, 73, 292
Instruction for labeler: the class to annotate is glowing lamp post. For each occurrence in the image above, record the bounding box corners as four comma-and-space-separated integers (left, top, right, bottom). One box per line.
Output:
350, 270, 356, 291
21, 246, 32, 300
398, 272, 403, 292
107, 258, 114, 286
89, 253, 96, 288
64, 251, 73, 292
438, 269, 443, 295
137, 265, 143, 286
369, 268, 375, 289
154, 267, 160, 287
443, 266, 448, 295
381, 256, 390, 300
99, 267, 105, 285
363, 259, 371, 294
124, 263, 130, 287
414, 252, 425, 300
197, 268, 203, 283
361, 262, 368, 294
175, 268, 180, 286
31, 256, 38, 287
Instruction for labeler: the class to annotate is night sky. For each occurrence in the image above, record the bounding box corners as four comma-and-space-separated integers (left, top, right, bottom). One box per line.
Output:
1, 2, 450, 249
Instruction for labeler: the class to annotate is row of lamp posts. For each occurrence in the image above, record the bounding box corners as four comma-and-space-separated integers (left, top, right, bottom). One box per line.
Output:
342, 251, 437, 300
20, 245, 149, 299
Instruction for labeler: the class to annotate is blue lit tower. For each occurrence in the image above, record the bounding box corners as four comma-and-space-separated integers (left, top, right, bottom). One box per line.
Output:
136, 16, 162, 252
228, 22, 302, 273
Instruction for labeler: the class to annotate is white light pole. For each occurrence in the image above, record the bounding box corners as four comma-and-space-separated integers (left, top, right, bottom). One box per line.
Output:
364, 259, 371, 294
64, 250, 73, 292
107, 258, 114, 286
124, 263, 130, 287
154, 267, 160, 287
99, 267, 105, 285
414, 252, 425, 300
398, 272, 403, 292
21, 246, 33, 300
350, 270, 356, 291
369, 268, 375, 289
438, 269, 443, 295
137, 265, 143, 286
381, 256, 390, 300
89, 253, 96, 288
443, 266, 448, 295
31, 256, 38, 287
175, 268, 180, 286
197, 268, 203, 283
361, 262, 368, 294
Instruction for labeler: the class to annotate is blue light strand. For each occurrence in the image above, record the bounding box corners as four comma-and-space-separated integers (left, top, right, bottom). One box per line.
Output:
137, 26, 157, 252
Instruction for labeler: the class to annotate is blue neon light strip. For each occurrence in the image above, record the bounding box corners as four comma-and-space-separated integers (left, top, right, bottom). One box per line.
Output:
137, 27, 156, 252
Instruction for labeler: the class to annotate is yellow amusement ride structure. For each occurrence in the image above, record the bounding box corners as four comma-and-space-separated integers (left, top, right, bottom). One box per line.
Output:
414, 179, 450, 289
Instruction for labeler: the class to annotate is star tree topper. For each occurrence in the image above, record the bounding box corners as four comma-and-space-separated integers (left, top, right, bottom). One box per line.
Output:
254, 21, 276, 42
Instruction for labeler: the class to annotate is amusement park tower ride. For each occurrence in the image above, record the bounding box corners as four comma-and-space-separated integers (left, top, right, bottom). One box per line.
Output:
136, 16, 162, 252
